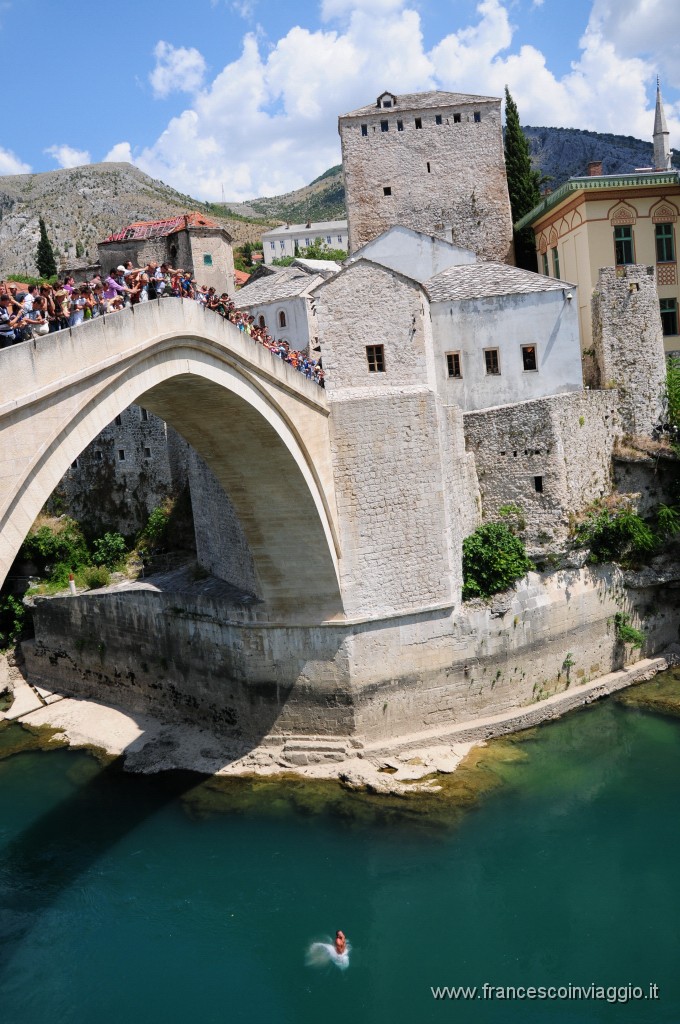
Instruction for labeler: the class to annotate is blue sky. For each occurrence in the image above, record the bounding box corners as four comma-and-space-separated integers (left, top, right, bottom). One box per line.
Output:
1, 0, 678, 201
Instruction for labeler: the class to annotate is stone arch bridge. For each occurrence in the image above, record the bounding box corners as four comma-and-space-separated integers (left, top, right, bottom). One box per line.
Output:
0, 299, 341, 621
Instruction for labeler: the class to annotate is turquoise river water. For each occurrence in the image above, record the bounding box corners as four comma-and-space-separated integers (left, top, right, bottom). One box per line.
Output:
1, 684, 679, 1024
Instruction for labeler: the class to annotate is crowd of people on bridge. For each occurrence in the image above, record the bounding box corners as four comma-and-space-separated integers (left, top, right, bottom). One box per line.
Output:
0, 261, 325, 387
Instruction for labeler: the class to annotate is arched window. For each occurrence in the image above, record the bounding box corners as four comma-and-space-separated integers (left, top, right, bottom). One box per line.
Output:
278, 310, 287, 328
258, 315, 266, 328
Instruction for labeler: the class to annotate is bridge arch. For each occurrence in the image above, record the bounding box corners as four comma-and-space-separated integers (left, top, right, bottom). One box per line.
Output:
0, 300, 342, 621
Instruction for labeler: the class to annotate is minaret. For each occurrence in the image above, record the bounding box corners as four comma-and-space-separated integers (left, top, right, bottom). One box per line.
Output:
653, 77, 671, 171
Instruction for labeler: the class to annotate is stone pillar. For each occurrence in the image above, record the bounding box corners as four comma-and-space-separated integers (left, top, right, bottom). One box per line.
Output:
591, 265, 666, 435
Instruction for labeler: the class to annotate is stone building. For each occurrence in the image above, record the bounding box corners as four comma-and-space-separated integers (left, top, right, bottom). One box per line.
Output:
234, 261, 339, 352
339, 89, 514, 262
261, 220, 348, 264
517, 81, 680, 353
98, 213, 236, 296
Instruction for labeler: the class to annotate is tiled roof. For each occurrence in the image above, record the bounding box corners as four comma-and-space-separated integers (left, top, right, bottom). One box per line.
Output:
234, 270, 251, 286
341, 90, 498, 118
425, 262, 568, 302
262, 219, 347, 238
234, 266, 323, 307
101, 212, 221, 244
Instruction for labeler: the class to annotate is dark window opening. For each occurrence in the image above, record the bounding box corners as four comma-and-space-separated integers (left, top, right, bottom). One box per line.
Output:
614, 225, 634, 266
522, 345, 537, 371
453, 113, 461, 123
118, 449, 125, 462
446, 352, 462, 378
361, 124, 368, 136
484, 348, 500, 375
144, 447, 151, 459
381, 120, 389, 132
382, 99, 392, 108
258, 315, 266, 328
415, 117, 422, 129
435, 114, 442, 125
366, 344, 385, 372
140, 408, 149, 422
541, 252, 549, 275
397, 120, 404, 131
427, 161, 431, 173
552, 246, 560, 279
656, 222, 675, 263
660, 298, 678, 335
473, 111, 481, 122
94, 450, 103, 462
71, 459, 79, 470
203, 253, 213, 266
114, 414, 122, 426
278, 310, 287, 328
534, 475, 544, 493
383, 186, 392, 196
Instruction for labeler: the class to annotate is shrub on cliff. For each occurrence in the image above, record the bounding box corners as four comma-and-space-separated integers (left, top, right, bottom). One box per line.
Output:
91, 532, 127, 569
462, 522, 533, 601
577, 508, 656, 566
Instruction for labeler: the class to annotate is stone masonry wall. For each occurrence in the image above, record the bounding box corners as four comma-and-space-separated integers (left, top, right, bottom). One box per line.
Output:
591, 265, 666, 435
463, 391, 621, 548
24, 565, 680, 743
340, 97, 514, 262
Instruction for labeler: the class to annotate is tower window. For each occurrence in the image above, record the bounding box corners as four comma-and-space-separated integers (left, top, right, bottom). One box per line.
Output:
614, 225, 634, 266
381, 120, 389, 132
656, 223, 675, 263
118, 449, 125, 462
397, 120, 404, 131
94, 450, 103, 462
140, 408, 149, 422
484, 348, 500, 375
446, 352, 462, 378
660, 299, 678, 335
427, 162, 431, 173
361, 124, 368, 136
71, 458, 79, 470
453, 113, 461, 123
415, 117, 422, 129
383, 186, 392, 196
144, 447, 152, 459
522, 345, 537, 371
534, 476, 544, 493
366, 344, 385, 372
435, 114, 442, 125
473, 111, 481, 122
114, 414, 122, 426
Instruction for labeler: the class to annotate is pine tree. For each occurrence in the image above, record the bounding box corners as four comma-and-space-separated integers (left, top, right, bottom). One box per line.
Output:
504, 87, 541, 271
35, 217, 57, 279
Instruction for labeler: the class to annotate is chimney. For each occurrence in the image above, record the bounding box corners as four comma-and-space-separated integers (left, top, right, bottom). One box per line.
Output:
587, 160, 603, 176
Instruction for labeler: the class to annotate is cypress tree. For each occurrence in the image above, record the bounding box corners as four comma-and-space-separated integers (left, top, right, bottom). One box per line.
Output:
36, 217, 57, 279
504, 87, 541, 271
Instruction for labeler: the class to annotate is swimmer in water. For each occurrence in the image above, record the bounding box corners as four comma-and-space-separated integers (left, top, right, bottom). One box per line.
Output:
306, 931, 351, 970
334, 931, 347, 955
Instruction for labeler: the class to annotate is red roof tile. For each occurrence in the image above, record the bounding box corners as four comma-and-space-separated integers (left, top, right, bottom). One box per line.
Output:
101, 212, 220, 244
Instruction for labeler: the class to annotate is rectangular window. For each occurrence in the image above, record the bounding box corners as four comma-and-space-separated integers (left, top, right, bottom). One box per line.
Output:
383, 186, 392, 196
614, 225, 634, 265
534, 475, 544, 493
326, 236, 331, 244
541, 252, 549, 275
140, 408, 149, 422
270, 241, 276, 250
484, 348, 500, 375
397, 120, 404, 131
435, 114, 442, 125
114, 414, 122, 426
118, 449, 125, 462
366, 344, 385, 372
381, 120, 389, 132
203, 253, 213, 266
71, 459, 79, 470
337, 235, 343, 243
656, 223, 675, 263
426, 161, 431, 173
144, 447, 152, 459
280, 240, 286, 249
382, 99, 392, 108
94, 450, 103, 462
473, 111, 481, 122
305, 238, 311, 246
453, 113, 461, 123
552, 246, 560, 279
415, 117, 422, 129
446, 352, 462, 378
361, 124, 368, 136
522, 345, 538, 371
660, 298, 678, 335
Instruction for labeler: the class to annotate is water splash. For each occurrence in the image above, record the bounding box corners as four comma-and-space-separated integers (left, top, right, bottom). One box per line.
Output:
305, 939, 351, 971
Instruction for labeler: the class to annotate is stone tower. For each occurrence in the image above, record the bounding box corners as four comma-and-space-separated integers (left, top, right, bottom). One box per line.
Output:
339, 89, 514, 262
653, 78, 672, 172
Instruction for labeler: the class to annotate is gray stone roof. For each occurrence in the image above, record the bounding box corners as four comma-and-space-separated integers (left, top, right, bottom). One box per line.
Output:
425, 262, 568, 302
262, 219, 347, 239
234, 266, 322, 307
341, 90, 499, 118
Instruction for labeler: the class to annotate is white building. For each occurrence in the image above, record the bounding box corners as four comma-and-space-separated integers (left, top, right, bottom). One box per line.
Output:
261, 220, 348, 265
234, 261, 340, 352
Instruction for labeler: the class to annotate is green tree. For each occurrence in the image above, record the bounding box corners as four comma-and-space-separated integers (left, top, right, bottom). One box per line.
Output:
35, 217, 58, 278
299, 238, 347, 261
462, 522, 533, 601
504, 87, 541, 271
75, 239, 84, 259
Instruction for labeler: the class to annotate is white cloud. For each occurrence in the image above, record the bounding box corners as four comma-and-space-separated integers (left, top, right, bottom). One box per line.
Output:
0, 146, 31, 175
127, 0, 679, 203
103, 142, 134, 164
45, 144, 91, 169
149, 41, 207, 98
588, 0, 680, 89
